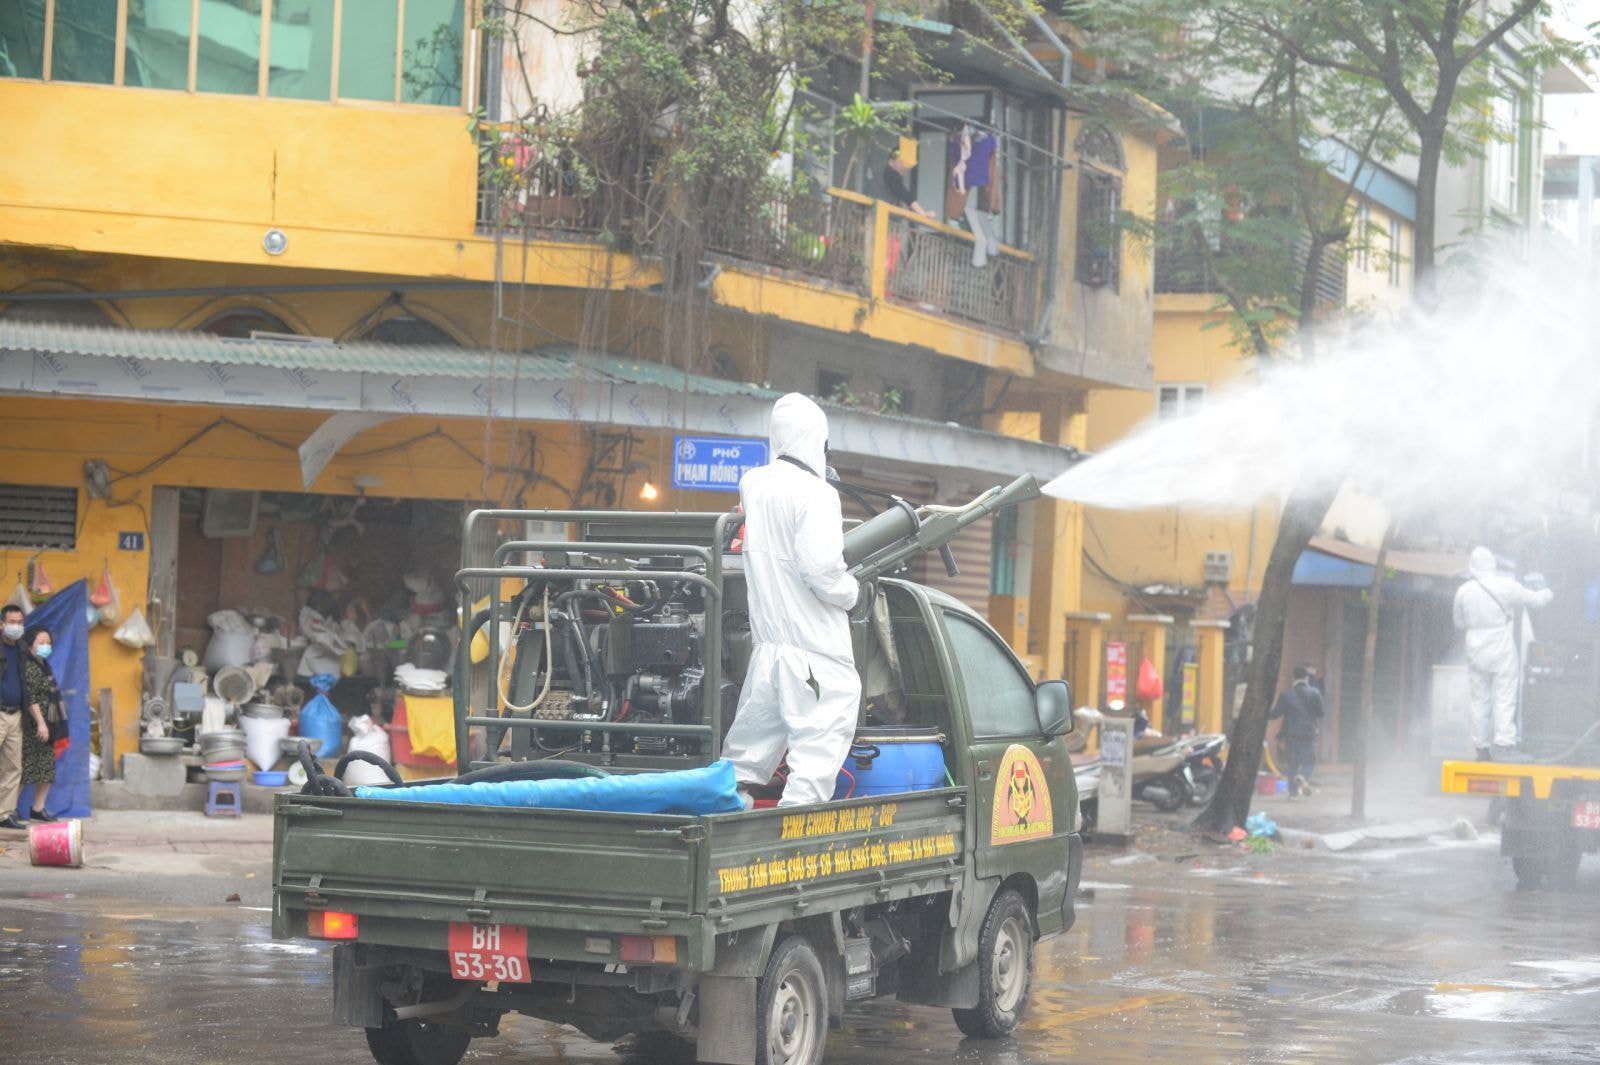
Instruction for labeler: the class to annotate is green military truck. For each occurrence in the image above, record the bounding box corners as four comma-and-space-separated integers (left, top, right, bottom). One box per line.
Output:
272, 475, 1082, 1065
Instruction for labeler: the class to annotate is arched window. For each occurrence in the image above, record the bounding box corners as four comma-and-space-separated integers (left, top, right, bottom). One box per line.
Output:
1074, 123, 1125, 171
362, 316, 460, 346
1074, 124, 1125, 291
199, 308, 296, 338
0, 296, 116, 326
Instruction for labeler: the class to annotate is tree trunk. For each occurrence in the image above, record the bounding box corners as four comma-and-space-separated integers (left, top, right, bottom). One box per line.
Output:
1192, 483, 1338, 833
1412, 125, 1446, 285
1351, 523, 1396, 820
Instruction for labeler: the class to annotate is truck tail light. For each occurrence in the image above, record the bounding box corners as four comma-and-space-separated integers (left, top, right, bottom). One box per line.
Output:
308, 910, 359, 940
620, 935, 679, 964
1466, 779, 1505, 795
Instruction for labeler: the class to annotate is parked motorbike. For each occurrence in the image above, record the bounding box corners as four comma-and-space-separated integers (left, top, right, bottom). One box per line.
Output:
1182, 733, 1227, 807
1132, 731, 1193, 811
1068, 708, 1103, 835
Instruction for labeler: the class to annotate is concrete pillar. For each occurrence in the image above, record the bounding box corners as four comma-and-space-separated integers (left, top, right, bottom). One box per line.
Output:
1126, 613, 1174, 733
1027, 397, 1085, 681
1095, 712, 1135, 844
989, 595, 1032, 675
1063, 611, 1109, 711
1193, 619, 1231, 735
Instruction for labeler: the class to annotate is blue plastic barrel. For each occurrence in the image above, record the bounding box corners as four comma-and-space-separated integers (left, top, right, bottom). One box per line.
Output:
833, 727, 946, 799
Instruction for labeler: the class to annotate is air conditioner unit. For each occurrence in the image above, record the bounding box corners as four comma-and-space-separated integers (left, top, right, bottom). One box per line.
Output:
201, 490, 259, 538
1203, 550, 1233, 584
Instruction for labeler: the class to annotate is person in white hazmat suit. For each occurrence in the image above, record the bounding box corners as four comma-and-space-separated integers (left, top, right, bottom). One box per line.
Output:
1453, 546, 1552, 760
722, 393, 862, 807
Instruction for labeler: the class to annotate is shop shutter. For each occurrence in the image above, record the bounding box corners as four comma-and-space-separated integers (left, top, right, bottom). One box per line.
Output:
0, 484, 77, 550
922, 515, 993, 615
832, 468, 934, 586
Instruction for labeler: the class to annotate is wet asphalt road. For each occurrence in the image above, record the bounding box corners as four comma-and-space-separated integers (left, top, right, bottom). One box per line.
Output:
2, 826, 1598, 1064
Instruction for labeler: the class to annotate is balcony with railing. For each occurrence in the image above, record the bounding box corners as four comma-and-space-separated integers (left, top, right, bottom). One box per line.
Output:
1153, 225, 1347, 309
475, 142, 1042, 336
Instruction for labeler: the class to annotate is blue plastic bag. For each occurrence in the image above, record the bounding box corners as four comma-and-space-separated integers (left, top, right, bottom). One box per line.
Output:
297, 672, 343, 758
356, 758, 743, 816
1245, 811, 1278, 838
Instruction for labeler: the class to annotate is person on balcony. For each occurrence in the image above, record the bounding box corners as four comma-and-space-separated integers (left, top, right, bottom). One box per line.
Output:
882, 142, 934, 219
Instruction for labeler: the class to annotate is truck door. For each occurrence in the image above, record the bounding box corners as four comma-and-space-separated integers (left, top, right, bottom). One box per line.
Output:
939, 612, 1074, 885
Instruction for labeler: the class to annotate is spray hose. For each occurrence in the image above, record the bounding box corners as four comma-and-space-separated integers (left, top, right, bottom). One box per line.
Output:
497, 585, 553, 714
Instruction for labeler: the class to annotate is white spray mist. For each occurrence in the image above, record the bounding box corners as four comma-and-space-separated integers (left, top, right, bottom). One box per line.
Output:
1044, 249, 1600, 523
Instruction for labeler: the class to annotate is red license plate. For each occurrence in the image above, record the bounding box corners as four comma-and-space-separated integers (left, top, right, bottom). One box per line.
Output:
447, 922, 531, 983
1574, 801, 1600, 831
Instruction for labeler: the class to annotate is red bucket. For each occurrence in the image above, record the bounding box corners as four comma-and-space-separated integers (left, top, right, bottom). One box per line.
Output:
28, 819, 83, 868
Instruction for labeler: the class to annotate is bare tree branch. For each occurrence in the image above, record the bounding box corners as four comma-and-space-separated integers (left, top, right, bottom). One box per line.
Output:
1457, 0, 1545, 69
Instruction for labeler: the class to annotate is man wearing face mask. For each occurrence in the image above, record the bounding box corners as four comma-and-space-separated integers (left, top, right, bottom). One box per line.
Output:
0, 605, 30, 829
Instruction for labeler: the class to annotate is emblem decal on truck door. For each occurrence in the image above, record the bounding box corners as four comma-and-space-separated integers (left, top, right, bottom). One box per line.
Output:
991, 745, 1053, 845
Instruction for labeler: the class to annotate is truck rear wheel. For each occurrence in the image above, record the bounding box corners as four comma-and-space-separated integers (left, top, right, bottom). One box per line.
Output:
757, 935, 828, 1065
364, 1017, 470, 1065
1513, 847, 1582, 890
952, 888, 1033, 1038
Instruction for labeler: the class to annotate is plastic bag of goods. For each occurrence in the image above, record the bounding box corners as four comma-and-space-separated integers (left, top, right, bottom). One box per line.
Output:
114, 607, 156, 650
296, 672, 344, 758
341, 715, 394, 786
242, 713, 291, 772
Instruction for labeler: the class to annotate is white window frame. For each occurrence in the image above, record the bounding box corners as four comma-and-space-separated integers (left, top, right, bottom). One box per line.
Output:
1355, 204, 1372, 271
1156, 383, 1206, 420
1488, 81, 1522, 213
1388, 218, 1403, 287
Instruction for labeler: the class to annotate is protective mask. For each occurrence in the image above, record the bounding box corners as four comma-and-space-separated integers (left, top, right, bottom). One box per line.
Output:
35, 645, 51, 660
2, 624, 22, 641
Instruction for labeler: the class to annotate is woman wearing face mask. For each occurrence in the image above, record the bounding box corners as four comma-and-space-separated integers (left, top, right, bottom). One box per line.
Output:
21, 625, 62, 822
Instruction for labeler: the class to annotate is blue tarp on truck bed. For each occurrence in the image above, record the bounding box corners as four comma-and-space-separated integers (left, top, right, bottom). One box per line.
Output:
353, 758, 744, 815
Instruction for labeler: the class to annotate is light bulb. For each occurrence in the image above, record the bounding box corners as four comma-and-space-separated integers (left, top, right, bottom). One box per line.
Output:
640, 481, 659, 501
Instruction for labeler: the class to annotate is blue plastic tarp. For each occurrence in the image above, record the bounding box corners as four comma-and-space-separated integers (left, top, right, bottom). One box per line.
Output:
354, 758, 744, 816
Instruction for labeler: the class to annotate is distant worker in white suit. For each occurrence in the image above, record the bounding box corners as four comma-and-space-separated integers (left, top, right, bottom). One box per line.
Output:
1453, 546, 1552, 761
723, 393, 861, 807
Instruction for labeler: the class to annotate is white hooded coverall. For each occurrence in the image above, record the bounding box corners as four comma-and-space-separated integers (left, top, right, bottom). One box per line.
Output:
721, 394, 861, 806
1452, 546, 1552, 751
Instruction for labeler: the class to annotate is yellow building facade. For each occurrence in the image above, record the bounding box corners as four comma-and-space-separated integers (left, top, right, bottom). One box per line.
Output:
1078, 167, 1416, 729
0, 0, 1161, 765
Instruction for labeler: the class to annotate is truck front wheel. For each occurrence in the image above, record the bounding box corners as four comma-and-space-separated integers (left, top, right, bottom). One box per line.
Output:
952, 888, 1034, 1038
757, 935, 828, 1065
364, 1016, 470, 1065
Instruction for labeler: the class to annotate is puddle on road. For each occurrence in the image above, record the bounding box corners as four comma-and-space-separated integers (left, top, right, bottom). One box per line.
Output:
244, 942, 321, 955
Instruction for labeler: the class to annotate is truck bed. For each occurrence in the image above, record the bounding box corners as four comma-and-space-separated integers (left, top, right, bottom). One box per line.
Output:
273, 788, 969, 964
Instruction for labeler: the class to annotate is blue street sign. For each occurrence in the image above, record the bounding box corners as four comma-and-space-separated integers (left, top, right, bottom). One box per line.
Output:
672, 436, 769, 492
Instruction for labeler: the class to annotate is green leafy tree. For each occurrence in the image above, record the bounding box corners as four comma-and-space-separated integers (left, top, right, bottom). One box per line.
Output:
1070, 0, 1413, 832
1224, 0, 1591, 280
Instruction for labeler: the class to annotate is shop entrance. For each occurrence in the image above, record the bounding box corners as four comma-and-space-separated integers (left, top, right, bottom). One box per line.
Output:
147, 487, 473, 777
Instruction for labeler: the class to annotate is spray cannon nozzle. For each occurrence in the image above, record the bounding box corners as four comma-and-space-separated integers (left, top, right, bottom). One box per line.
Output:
843, 474, 1041, 581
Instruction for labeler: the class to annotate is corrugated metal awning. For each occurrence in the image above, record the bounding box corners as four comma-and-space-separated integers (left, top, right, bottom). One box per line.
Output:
0, 320, 1080, 483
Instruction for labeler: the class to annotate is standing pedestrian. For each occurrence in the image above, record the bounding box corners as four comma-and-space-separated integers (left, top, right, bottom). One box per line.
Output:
1453, 546, 1552, 761
1270, 666, 1324, 797
721, 393, 861, 808
22, 624, 62, 822
0, 604, 29, 829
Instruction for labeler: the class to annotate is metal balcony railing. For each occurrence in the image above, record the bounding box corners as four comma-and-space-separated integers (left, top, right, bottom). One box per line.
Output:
702, 192, 873, 293
884, 212, 1037, 333
1153, 226, 1347, 309
475, 141, 1041, 335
